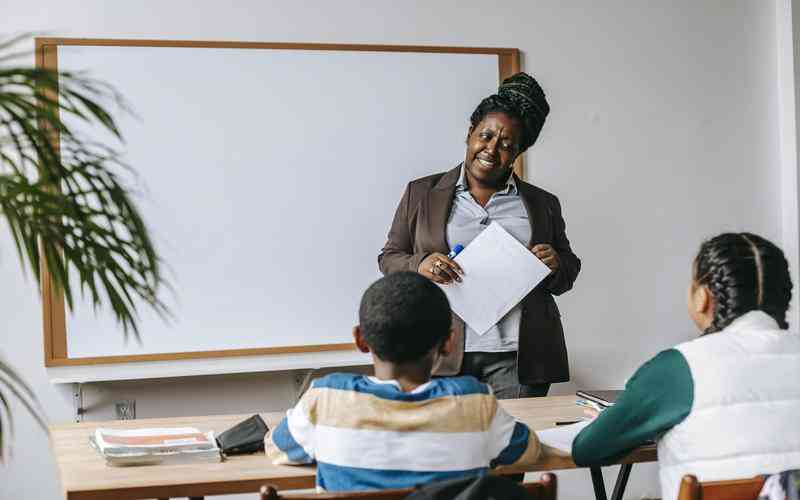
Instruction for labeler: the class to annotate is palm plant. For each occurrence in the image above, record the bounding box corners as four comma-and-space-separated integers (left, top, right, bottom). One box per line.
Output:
0, 34, 168, 459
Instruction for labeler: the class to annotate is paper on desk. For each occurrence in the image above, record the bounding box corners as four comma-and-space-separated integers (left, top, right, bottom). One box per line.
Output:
534, 421, 591, 454
439, 222, 552, 335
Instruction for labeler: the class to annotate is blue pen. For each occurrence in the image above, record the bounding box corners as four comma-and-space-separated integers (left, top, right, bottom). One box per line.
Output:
447, 244, 464, 259
443, 244, 465, 282
449, 244, 465, 277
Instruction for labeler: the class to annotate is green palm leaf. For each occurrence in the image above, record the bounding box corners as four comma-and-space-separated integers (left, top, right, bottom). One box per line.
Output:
0, 35, 169, 460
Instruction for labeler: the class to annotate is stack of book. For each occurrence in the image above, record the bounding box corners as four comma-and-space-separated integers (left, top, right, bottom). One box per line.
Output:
575, 390, 621, 417
90, 427, 222, 466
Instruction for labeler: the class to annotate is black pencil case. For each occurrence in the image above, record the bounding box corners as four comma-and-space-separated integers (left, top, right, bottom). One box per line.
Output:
216, 414, 269, 455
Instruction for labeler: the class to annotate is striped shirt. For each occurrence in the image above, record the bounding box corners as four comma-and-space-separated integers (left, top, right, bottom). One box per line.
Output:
265, 373, 540, 492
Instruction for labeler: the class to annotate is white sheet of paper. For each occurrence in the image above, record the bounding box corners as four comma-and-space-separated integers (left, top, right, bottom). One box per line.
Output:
534, 421, 591, 454
439, 221, 552, 335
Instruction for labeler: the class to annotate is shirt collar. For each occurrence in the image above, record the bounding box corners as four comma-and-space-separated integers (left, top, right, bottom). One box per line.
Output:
367, 376, 434, 394
724, 309, 782, 334
456, 163, 518, 195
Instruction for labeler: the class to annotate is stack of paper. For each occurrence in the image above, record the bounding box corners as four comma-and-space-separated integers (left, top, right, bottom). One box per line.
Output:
439, 222, 552, 335
90, 427, 222, 466
576, 389, 621, 417
534, 421, 591, 454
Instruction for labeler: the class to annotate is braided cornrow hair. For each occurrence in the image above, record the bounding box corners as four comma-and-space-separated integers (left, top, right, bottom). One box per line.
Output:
470, 72, 550, 153
694, 232, 792, 334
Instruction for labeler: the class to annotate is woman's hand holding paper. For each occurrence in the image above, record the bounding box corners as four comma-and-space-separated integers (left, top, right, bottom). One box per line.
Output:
530, 243, 560, 272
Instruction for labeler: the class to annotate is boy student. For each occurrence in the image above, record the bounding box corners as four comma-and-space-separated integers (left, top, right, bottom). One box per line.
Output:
265, 271, 541, 491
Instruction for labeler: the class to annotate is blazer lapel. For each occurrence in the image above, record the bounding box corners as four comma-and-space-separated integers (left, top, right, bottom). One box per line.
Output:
515, 174, 550, 246
426, 165, 461, 253
429, 167, 465, 377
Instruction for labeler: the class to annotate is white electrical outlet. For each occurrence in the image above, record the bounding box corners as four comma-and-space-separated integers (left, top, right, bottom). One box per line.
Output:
115, 400, 136, 420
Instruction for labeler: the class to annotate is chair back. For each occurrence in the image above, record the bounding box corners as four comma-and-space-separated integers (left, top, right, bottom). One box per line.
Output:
261, 485, 411, 500
522, 472, 557, 500
677, 474, 765, 500
261, 472, 557, 500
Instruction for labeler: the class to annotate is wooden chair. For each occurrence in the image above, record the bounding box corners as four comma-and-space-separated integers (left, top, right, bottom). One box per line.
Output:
261, 472, 557, 500
677, 474, 766, 500
260, 485, 411, 500
522, 473, 558, 500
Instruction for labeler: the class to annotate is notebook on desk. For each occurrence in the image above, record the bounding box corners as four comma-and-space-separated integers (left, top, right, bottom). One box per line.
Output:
576, 390, 621, 408
90, 427, 222, 466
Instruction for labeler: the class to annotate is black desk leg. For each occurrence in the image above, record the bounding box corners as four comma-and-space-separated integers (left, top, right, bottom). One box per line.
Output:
610, 464, 633, 500
590, 466, 608, 500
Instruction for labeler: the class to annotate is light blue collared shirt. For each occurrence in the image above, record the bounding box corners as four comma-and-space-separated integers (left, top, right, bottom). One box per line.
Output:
446, 165, 532, 352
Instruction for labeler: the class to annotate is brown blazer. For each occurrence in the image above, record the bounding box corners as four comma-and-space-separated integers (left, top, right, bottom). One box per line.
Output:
378, 165, 581, 384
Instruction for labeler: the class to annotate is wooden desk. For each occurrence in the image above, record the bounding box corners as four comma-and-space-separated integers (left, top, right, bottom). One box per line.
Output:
50, 395, 656, 500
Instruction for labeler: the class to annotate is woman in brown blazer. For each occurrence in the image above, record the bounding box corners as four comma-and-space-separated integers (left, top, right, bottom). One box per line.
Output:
378, 73, 580, 398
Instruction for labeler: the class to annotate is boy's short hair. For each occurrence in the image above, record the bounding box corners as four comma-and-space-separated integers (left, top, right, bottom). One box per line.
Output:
358, 271, 452, 363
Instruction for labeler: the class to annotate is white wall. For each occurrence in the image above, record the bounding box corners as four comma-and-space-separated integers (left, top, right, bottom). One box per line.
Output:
0, 1, 789, 499
778, 0, 800, 331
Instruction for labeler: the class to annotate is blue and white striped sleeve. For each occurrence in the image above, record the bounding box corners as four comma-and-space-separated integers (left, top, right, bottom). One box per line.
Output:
265, 389, 316, 465
488, 401, 541, 469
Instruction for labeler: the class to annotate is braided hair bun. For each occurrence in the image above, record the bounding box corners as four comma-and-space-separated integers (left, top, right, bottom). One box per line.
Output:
694, 232, 792, 334
470, 72, 550, 153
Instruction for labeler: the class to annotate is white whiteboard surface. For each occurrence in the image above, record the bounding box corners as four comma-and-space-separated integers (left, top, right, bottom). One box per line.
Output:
56, 44, 500, 365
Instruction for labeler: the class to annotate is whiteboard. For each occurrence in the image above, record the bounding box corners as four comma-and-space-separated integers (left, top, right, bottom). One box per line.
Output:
44, 40, 507, 369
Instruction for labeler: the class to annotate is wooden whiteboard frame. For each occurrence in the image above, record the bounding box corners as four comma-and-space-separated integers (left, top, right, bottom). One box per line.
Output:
35, 37, 522, 367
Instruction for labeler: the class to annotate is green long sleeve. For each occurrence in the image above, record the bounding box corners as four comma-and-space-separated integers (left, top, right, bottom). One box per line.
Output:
572, 348, 693, 466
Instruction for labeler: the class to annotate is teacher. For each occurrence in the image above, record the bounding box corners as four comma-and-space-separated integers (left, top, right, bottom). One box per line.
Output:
378, 72, 580, 398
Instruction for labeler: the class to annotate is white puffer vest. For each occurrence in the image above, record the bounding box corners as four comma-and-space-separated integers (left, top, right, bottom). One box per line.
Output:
658, 311, 800, 500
